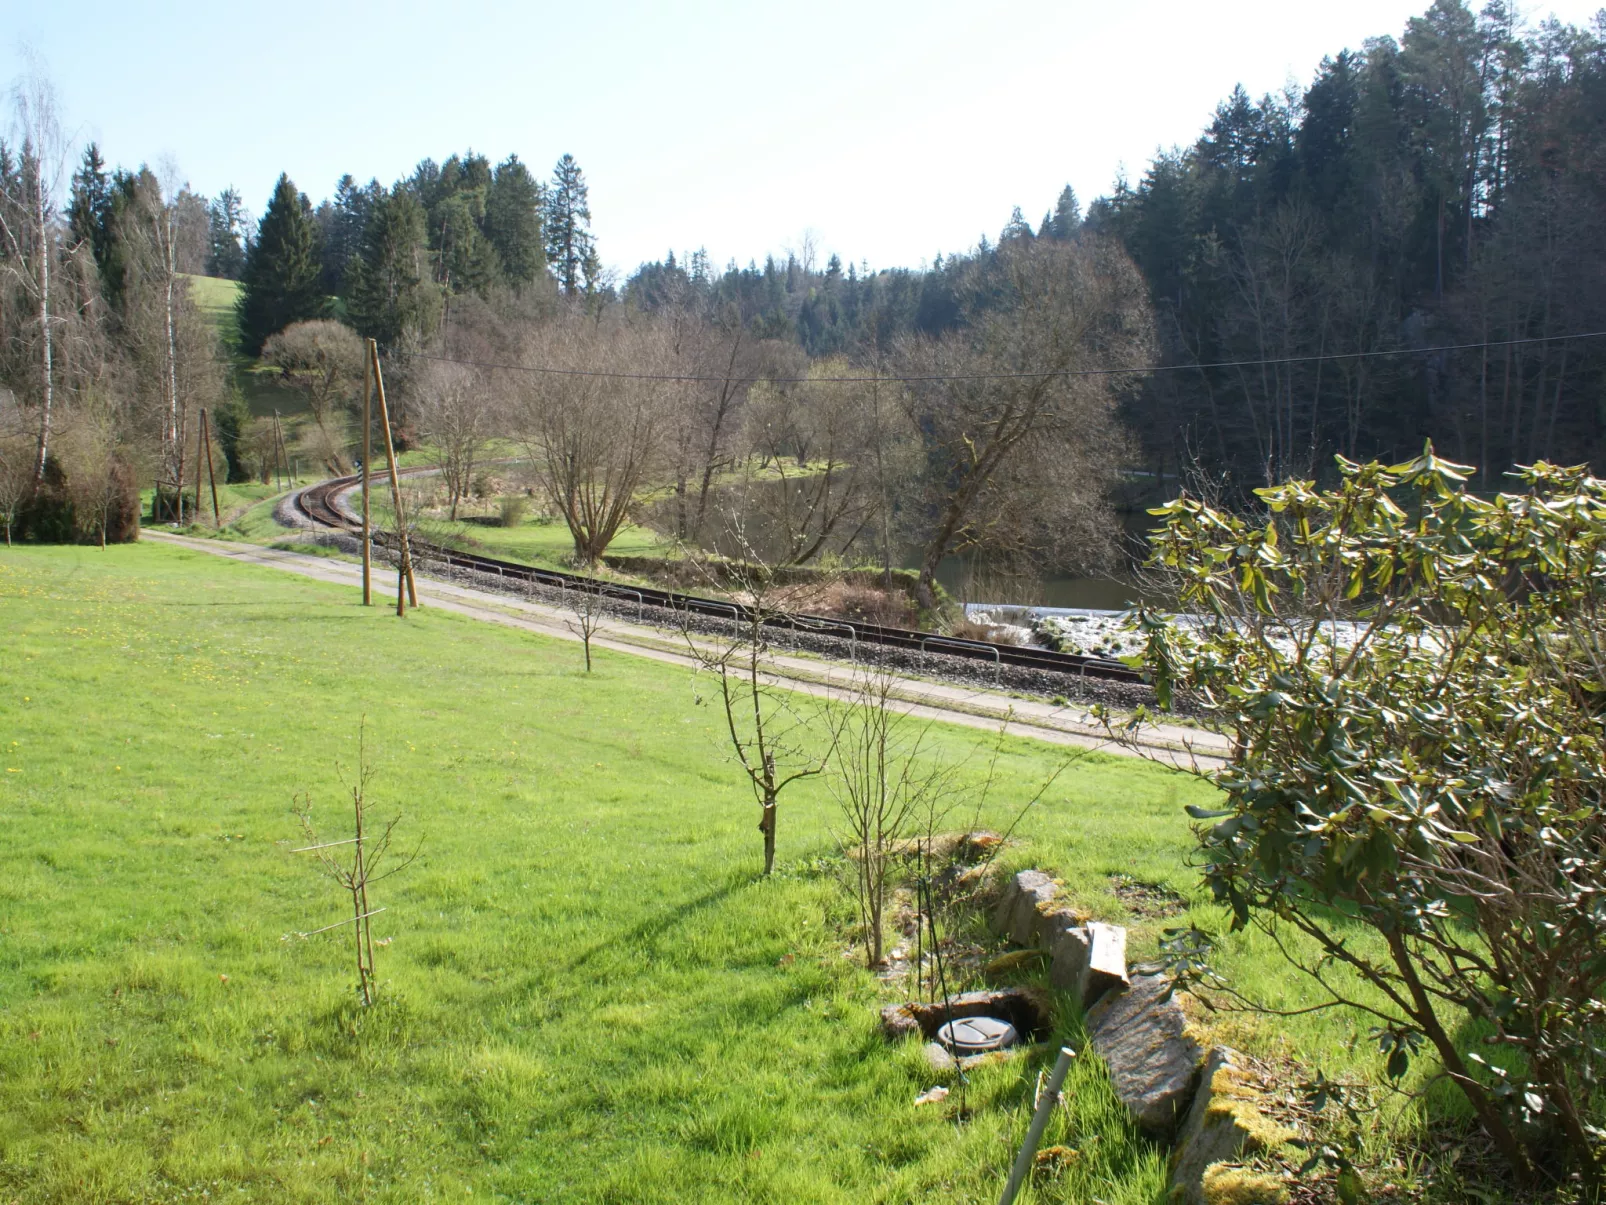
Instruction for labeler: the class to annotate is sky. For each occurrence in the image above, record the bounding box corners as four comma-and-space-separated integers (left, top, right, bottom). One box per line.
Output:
6, 0, 1605, 279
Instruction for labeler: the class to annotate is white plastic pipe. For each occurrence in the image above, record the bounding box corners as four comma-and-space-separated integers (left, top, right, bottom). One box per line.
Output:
997, 1045, 1077, 1205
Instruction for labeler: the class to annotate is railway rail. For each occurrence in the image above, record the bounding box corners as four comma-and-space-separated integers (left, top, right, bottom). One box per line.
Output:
294, 473, 1147, 685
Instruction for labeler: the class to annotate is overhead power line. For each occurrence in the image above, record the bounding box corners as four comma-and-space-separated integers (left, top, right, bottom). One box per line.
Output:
391, 329, 1606, 386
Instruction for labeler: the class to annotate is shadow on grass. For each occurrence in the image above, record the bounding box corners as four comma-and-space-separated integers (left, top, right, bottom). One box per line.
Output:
567, 871, 760, 972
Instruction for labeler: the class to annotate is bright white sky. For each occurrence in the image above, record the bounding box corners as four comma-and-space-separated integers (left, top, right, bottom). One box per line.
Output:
7, 0, 1604, 277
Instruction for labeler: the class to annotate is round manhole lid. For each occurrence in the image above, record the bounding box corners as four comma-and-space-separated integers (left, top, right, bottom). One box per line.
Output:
937, 1015, 1018, 1053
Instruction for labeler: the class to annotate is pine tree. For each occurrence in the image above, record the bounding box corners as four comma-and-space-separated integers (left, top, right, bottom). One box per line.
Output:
544, 153, 596, 295
484, 154, 544, 289
236, 174, 324, 356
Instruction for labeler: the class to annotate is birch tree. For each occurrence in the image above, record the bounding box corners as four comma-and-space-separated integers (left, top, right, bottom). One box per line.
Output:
0, 61, 69, 486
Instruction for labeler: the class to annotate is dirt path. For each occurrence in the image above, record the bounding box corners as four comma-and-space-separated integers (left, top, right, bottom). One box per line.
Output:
143, 530, 1229, 771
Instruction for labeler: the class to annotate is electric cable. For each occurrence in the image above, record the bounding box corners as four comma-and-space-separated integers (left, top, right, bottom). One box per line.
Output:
388, 328, 1606, 386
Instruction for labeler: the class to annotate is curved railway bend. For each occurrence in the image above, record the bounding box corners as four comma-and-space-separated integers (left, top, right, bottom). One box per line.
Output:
149, 474, 1228, 767
296, 473, 1146, 681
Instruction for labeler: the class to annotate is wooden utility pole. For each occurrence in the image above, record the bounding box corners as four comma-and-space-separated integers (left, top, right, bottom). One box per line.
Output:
369, 340, 417, 614
193, 409, 207, 521
272, 409, 288, 491
199, 407, 220, 525
361, 343, 373, 605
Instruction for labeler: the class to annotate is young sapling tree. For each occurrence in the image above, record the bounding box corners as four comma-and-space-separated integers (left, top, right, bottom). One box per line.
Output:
681, 527, 829, 875
293, 724, 418, 1007
828, 664, 952, 967
566, 582, 605, 672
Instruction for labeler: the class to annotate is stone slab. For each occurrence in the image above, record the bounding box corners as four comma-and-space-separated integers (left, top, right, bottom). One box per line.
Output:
1086, 972, 1202, 1136
1082, 921, 1129, 1005
991, 870, 1061, 946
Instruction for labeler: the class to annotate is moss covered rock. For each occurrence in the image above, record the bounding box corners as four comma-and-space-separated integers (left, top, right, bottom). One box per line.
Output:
1169, 1046, 1294, 1205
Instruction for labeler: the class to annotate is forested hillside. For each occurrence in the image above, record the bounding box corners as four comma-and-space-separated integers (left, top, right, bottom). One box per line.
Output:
628, 0, 1606, 489
3, 0, 1602, 560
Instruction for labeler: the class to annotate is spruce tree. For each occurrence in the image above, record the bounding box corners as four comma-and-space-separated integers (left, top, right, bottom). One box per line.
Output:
544, 153, 596, 295
484, 154, 544, 289
236, 174, 324, 356
206, 187, 248, 279
65, 144, 109, 253
321, 174, 378, 294
1045, 185, 1081, 240
346, 187, 440, 348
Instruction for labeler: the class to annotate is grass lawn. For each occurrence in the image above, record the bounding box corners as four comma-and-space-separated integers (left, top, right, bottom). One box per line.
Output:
428, 514, 667, 570
0, 543, 1444, 1202
184, 274, 241, 351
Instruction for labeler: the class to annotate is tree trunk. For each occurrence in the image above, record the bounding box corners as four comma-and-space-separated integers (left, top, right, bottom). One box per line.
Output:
32, 176, 53, 488
759, 795, 777, 876
1385, 931, 1534, 1184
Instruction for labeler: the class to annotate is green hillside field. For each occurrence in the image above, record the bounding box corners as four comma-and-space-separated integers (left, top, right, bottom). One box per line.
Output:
0, 543, 1464, 1202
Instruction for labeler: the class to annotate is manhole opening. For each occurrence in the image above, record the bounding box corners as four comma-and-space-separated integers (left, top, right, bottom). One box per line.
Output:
902, 988, 1052, 1043
937, 1015, 1018, 1054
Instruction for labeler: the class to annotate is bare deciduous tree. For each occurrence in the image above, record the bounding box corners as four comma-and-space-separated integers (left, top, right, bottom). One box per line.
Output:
119, 165, 224, 520
57, 411, 129, 547
681, 538, 829, 875
0, 58, 70, 484
896, 235, 1155, 611
409, 358, 494, 519
657, 306, 789, 542
263, 320, 365, 474
565, 583, 605, 673
827, 665, 951, 967
0, 393, 31, 544
740, 357, 900, 566
293, 724, 418, 1009
512, 314, 666, 565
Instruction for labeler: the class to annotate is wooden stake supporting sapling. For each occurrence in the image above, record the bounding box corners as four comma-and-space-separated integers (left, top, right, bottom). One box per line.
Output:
292, 723, 418, 1007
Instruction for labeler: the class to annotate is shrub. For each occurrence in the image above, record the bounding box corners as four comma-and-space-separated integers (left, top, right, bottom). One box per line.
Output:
497, 495, 529, 528
1123, 447, 1606, 1191
12, 452, 139, 546
828, 583, 917, 627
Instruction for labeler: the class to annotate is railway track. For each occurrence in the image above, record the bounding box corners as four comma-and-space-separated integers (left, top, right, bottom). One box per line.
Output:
294, 473, 1147, 685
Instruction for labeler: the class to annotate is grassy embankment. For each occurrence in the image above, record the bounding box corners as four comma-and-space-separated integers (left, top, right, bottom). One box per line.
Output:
185, 274, 302, 420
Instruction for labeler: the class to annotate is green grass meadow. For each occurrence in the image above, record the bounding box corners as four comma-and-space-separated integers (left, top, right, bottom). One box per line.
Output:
0, 543, 1434, 1202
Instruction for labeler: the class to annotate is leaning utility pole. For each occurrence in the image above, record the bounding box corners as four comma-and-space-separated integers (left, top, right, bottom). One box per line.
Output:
193, 407, 220, 525
368, 340, 417, 614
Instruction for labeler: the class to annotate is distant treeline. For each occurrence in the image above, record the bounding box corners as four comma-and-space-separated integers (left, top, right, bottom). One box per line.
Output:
161, 0, 1606, 492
